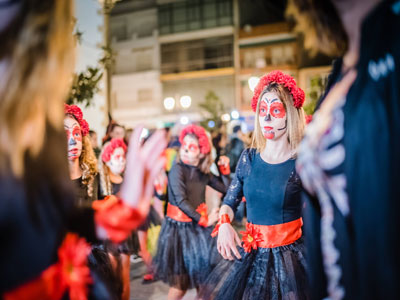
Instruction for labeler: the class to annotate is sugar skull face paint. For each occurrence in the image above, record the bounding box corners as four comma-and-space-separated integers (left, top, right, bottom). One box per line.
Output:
106, 147, 126, 175
180, 134, 201, 166
258, 92, 287, 140
64, 116, 82, 161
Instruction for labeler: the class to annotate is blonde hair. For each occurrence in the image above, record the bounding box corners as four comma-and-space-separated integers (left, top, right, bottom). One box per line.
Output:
80, 135, 98, 198
98, 145, 113, 197
252, 83, 305, 154
0, 0, 75, 176
286, 0, 347, 57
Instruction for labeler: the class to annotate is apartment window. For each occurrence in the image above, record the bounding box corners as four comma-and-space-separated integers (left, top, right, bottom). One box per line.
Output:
158, 0, 233, 35
137, 89, 153, 103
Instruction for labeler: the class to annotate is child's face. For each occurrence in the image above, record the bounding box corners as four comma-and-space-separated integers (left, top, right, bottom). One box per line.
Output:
180, 135, 201, 166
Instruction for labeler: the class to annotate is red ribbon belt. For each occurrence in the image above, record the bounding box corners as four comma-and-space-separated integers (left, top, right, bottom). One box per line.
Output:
167, 203, 192, 222
241, 218, 303, 252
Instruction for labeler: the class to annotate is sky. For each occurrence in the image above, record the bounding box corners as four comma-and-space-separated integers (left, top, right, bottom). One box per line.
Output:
75, 0, 104, 71
74, 0, 107, 137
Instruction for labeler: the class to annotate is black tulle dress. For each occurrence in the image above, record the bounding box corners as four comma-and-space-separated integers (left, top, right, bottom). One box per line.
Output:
200, 148, 308, 300
153, 161, 230, 290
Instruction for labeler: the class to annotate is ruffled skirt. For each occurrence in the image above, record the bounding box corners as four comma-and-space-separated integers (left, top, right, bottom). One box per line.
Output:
153, 217, 221, 290
199, 238, 308, 300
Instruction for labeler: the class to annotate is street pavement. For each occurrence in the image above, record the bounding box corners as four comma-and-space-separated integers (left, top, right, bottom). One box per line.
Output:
130, 260, 196, 300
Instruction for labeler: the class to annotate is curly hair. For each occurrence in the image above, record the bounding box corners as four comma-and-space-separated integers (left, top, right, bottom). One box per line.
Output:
80, 135, 98, 198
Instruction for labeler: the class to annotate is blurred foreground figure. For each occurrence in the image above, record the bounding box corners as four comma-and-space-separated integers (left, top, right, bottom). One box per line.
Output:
0, 1, 166, 299
289, 0, 400, 299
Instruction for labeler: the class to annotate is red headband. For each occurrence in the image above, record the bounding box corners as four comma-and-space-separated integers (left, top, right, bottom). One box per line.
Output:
251, 70, 305, 112
64, 104, 90, 136
179, 125, 211, 154
102, 138, 127, 162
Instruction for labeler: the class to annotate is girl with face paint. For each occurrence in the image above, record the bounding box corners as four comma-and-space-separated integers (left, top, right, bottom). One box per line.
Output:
199, 71, 308, 300
64, 104, 99, 206
153, 124, 231, 300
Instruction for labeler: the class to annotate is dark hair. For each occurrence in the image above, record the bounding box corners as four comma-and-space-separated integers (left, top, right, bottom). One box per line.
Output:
233, 125, 241, 134
286, 0, 348, 57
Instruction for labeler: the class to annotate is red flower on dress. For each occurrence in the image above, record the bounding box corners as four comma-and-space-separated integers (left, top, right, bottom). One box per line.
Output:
64, 104, 90, 136
101, 138, 127, 162
179, 124, 211, 154
58, 233, 92, 300
196, 203, 209, 227
240, 223, 264, 253
251, 70, 305, 112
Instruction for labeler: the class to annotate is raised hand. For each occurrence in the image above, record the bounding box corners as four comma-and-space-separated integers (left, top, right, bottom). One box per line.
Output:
120, 126, 167, 216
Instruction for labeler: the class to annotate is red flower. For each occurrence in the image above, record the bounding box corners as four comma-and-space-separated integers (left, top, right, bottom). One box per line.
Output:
101, 138, 127, 162
64, 104, 90, 136
251, 70, 305, 112
58, 233, 92, 300
305, 114, 313, 124
196, 203, 209, 227
179, 124, 211, 154
240, 223, 264, 253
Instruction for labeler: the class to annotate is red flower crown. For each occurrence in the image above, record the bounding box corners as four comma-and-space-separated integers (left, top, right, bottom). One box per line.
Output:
179, 124, 211, 154
64, 104, 90, 136
102, 138, 127, 163
251, 70, 305, 112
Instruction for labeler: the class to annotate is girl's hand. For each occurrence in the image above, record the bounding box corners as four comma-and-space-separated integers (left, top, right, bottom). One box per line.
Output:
120, 126, 167, 217
217, 223, 242, 260
207, 207, 220, 226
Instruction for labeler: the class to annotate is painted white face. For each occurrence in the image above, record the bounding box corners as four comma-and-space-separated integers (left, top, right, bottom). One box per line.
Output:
258, 92, 287, 140
179, 135, 201, 166
106, 147, 126, 175
64, 116, 82, 161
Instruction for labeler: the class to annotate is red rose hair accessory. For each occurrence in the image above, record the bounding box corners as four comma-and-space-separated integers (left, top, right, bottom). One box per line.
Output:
251, 70, 305, 112
92, 195, 145, 243
179, 124, 211, 154
102, 138, 127, 163
4, 233, 92, 300
64, 104, 90, 136
196, 203, 209, 227
240, 223, 264, 253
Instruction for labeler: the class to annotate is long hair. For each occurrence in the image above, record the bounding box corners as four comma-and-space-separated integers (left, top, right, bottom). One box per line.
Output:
80, 135, 98, 198
98, 142, 113, 197
286, 0, 347, 57
176, 133, 213, 174
251, 83, 305, 154
0, 0, 74, 176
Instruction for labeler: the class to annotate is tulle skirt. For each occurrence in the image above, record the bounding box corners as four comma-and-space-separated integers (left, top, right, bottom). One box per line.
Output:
199, 238, 308, 300
153, 217, 221, 290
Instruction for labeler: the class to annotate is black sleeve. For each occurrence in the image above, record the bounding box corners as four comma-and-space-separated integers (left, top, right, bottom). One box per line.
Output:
222, 148, 251, 213
168, 163, 201, 222
207, 173, 230, 194
302, 192, 328, 300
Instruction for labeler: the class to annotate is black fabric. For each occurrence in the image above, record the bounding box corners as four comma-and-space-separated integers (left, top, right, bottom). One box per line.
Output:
199, 239, 308, 300
153, 218, 221, 290
226, 136, 245, 173
0, 125, 109, 298
302, 1, 400, 299
167, 161, 229, 222
224, 148, 302, 225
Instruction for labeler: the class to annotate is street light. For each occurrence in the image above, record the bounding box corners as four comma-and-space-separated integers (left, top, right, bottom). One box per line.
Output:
180, 95, 192, 109
248, 76, 260, 92
164, 97, 175, 111
98, 0, 120, 117
180, 116, 189, 125
221, 113, 231, 122
231, 110, 240, 120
